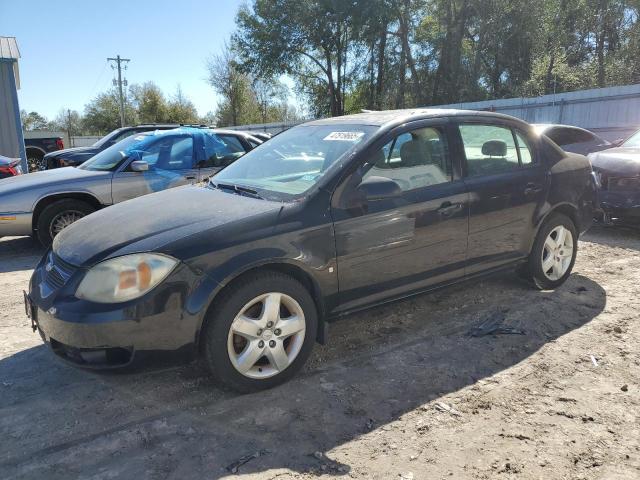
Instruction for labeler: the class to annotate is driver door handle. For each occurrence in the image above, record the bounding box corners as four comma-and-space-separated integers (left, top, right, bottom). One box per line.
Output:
185, 175, 197, 181
437, 201, 463, 217
524, 182, 543, 196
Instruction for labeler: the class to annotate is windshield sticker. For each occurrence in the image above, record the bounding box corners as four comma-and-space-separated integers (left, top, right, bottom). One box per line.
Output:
323, 131, 365, 142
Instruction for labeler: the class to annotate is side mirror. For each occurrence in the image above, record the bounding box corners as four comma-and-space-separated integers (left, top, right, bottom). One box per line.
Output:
130, 160, 149, 172
357, 176, 403, 201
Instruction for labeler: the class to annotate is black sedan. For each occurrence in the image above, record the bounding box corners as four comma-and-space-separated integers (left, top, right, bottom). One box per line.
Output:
589, 128, 640, 222
26, 109, 596, 392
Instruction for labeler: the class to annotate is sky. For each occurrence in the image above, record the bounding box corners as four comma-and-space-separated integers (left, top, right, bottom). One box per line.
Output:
0, 0, 245, 120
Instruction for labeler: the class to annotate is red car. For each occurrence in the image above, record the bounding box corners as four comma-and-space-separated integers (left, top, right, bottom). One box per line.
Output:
0, 155, 23, 179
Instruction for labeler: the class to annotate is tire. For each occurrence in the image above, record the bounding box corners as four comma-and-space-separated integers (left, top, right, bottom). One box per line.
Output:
525, 213, 578, 290
202, 270, 318, 393
27, 152, 46, 172
36, 199, 95, 246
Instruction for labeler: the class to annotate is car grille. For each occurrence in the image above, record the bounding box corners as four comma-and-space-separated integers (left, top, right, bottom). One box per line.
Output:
44, 252, 77, 289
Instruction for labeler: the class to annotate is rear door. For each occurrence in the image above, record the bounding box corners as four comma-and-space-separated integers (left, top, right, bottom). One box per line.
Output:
331, 121, 469, 312
111, 134, 198, 203
456, 122, 548, 273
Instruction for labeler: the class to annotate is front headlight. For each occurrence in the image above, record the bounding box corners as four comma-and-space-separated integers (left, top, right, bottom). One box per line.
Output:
76, 253, 178, 303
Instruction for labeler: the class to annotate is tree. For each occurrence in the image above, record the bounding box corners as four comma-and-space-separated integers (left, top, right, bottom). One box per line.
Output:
207, 42, 262, 126
165, 85, 200, 124
49, 109, 84, 137
20, 110, 50, 130
130, 82, 168, 123
235, 0, 363, 117
82, 89, 136, 134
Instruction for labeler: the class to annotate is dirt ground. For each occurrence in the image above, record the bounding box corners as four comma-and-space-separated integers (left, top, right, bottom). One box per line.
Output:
0, 227, 638, 480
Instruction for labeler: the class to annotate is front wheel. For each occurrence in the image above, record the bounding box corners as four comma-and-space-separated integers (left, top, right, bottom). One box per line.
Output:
525, 213, 578, 290
202, 271, 318, 392
36, 199, 95, 246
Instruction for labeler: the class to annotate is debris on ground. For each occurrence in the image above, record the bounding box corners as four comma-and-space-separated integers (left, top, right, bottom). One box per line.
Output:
621, 384, 629, 392
226, 450, 266, 473
590, 355, 599, 367
434, 402, 461, 416
467, 310, 526, 337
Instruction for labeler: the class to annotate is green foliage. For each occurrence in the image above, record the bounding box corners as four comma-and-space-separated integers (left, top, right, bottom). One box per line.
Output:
20, 110, 50, 131
232, 0, 640, 116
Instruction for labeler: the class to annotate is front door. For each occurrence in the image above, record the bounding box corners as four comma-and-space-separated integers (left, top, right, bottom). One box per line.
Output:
456, 122, 548, 273
331, 122, 469, 313
111, 134, 198, 203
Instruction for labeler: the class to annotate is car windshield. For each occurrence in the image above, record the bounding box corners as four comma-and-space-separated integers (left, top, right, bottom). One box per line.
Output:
92, 129, 122, 148
212, 124, 377, 200
79, 133, 156, 171
623, 130, 640, 147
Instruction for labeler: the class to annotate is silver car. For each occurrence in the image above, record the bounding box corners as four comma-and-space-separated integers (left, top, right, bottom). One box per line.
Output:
0, 127, 256, 245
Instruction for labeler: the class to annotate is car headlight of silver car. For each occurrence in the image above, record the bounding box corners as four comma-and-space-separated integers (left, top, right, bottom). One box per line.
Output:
75, 253, 178, 303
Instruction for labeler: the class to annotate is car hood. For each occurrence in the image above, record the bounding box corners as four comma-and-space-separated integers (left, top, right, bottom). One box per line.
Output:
589, 147, 640, 176
0, 167, 110, 197
45, 146, 99, 160
54, 185, 285, 267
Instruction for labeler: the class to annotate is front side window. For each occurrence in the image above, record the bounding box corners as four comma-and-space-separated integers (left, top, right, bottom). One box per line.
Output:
135, 136, 194, 171
202, 132, 244, 168
515, 132, 533, 165
460, 124, 523, 176
213, 124, 377, 199
363, 126, 451, 191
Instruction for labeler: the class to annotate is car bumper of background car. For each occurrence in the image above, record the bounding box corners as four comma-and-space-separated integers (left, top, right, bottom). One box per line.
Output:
599, 190, 640, 220
27, 253, 207, 368
0, 212, 33, 236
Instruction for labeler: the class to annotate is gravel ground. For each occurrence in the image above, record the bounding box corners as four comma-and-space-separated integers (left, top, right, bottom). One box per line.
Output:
0, 227, 638, 480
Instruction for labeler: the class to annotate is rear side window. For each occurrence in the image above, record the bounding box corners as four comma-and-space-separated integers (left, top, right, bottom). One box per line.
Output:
460, 125, 535, 176
515, 132, 533, 165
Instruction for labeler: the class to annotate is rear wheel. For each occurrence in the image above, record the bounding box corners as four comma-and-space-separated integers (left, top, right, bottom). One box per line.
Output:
27, 152, 46, 172
202, 271, 317, 392
36, 199, 95, 246
525, 213, 578, 290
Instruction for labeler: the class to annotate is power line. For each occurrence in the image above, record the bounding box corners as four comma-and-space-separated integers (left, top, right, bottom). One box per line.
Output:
107, 55, 130, 127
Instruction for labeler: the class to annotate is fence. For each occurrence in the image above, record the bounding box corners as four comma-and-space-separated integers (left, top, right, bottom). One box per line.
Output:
227, 84, 640, 142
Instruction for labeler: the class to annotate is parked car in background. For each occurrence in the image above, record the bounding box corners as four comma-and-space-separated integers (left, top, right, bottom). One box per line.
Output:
0, 154, 23, 179
26, 109, 596, 392
24, 135, 64, 171
533, 124, 611, 155
250, 132, 272, 142
0, 127, 256, 245
43, 124, 184, 170
213, 129, 263, 152
589, 127, 640, 223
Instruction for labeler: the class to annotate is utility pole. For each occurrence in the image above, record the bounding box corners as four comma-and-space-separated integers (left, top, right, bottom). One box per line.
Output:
66, 109, 73, 147
107, 55, 130, 127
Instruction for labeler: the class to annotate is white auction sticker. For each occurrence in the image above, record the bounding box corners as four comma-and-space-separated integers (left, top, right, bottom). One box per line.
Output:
323, 131, 365, 141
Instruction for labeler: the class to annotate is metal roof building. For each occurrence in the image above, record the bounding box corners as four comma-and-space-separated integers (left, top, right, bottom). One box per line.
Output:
437, 84, 640, 141
0, 36, 27, 172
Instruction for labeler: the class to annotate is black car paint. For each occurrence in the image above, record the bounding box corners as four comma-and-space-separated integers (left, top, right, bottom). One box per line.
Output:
590, 146, 640, 220
24, 136, 63, 161
28, 110, 595, 368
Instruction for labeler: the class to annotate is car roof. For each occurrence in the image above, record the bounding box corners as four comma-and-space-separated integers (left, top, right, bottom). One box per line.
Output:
305, 108, 530, 129
533, 123, 593, 133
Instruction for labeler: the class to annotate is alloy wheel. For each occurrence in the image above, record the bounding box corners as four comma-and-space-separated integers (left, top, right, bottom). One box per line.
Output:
541, 225, 574, 281
27, 156, 46, 172
49, 210, 85, 238
227, 292, 306, 379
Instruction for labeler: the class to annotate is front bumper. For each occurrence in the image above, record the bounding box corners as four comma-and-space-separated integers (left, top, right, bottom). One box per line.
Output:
27, 251, 207, 368
598, 190, 640, 220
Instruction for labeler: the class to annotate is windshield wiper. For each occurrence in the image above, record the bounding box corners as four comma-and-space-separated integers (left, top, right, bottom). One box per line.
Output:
211, 182, 263, 200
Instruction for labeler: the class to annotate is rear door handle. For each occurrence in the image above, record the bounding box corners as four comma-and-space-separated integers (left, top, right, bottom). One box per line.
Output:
437, 201, 463, 217
185, 175, 197, 181
524, 183, 543, 196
